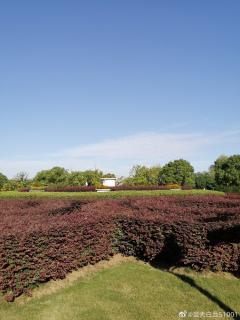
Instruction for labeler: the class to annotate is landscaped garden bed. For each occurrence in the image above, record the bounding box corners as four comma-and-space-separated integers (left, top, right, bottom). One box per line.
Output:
0, 195, 239, 301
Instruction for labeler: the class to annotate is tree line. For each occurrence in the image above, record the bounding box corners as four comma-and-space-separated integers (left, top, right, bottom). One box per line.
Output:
123, 155, 240, 192
0, 169, 116, 191
0, 154, 240, 192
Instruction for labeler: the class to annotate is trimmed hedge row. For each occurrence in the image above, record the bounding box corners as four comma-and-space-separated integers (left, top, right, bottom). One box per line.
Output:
0, 195, 240, 301
111, 184, 181, 191
45, 186, 96, 192
44, 184, 184, 192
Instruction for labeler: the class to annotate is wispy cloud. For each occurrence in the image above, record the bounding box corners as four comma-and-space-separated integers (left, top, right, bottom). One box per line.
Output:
1, 130, 240, 178
54, 132, 203, 159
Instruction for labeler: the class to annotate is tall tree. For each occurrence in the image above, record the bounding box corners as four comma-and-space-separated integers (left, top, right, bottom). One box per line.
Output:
83, 169, 103, 186
195, 171, 216, 190
214, 154, 240, 189
34, 167, 68, 185
124, 165, 161, 185
0, 172, 8, 189
159, 159, 195, 186
67, 171, 87, 186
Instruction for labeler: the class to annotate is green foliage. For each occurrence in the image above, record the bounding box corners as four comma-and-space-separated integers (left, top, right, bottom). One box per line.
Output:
0, 172, 8, 189
33, 167, 111, 187
2, 180, 20, 191
2, 174, 30, 191
14, 172, 30, 187
102, 173, 116, 178
83, 169, 103, 186
195, 172, 216, 190
147, 166, 162, 184
66, 171, 87, 186
159, 159, 195, 186
123, 165, 161, 185
214, 155, 240, 191
34, 167, 69, 185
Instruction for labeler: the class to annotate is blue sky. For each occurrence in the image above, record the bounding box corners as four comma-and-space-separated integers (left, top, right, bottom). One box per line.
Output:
0, 1, 239, 177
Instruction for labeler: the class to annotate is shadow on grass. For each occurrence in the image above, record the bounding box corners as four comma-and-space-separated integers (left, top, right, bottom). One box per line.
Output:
151, 259, 240, 320
171, 272, 240, 320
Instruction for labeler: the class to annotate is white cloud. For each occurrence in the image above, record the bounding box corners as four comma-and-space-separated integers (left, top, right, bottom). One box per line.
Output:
56, 132, 201, 159
1, 130, 240, 178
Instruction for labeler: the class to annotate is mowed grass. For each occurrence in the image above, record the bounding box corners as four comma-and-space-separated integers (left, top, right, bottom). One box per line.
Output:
0, 258, 239, 320
0, 189, 224, 199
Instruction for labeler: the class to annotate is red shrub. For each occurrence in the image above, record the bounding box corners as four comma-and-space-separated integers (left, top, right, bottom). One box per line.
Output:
18, 187, 30, 192
111, 185, 169, 191
225, 193, 240, 199
181, 185, 193, 190
0, 195, 240, 301
45, 186, 96, 192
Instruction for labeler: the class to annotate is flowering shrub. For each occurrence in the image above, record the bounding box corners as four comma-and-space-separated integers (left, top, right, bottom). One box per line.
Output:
0, 195, 240, 301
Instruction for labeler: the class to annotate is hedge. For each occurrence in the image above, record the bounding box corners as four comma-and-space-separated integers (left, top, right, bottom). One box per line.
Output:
0, 195, 239, 301
44, 184, 184, 192
44, 186, 96, 192
111, 184, 181, 191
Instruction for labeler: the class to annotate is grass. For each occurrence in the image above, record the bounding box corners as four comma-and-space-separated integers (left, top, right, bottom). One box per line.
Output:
0, 256, 239, 320
0, 189, 224, 199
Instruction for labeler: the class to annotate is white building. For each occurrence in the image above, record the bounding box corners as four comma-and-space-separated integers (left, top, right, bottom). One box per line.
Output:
100, 177, 116, 187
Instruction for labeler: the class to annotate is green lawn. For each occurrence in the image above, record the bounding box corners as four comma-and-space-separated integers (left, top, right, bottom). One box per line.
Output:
0, 189, 224, 199
0, 258, 239, 320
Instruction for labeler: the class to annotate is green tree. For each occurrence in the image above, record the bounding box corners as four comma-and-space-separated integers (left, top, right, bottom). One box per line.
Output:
123, 165, 161, 185
14, 172, 30, 187
67, 171, 87, 186
129, 165, 149, 185
2, 180, 19, 191
195, 171, 216, 190
34, 167, 68, 185
0, 172, 8, 189
102, 173, 116, 178
159, 159, 195, 186
148, 166, 162, 184
83, 169, 103, 186
214, 154, 240, 190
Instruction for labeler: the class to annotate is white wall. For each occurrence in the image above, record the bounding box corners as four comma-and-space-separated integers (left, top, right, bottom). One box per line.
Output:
100, 178, 116, 187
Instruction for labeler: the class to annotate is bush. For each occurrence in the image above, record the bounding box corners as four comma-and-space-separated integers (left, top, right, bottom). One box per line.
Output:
1, 180, 19, 191
0, 195, 240, 301
216, 185, 240, 193
18, 187, 30, 192
30, 186, 46, 191
111, 185, 169, 191
225, 193, 240, 199
181, 184, 193, 190
111, 184, 183, 191
165, 183, 181, 189
45, 185, 96, 192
